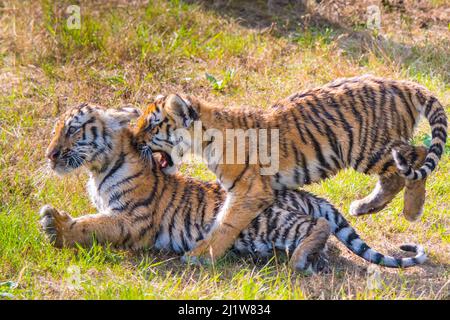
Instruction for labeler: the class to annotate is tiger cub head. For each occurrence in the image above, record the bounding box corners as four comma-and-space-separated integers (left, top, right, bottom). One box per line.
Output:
46, 103, 141, 175
133, 94, 198, 174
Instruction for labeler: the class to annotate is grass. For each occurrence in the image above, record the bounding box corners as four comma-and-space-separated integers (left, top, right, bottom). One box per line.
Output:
0, 0, 449, 300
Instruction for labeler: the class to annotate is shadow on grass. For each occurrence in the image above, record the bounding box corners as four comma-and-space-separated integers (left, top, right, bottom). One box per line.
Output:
186, 0, 449, 84
130, 242, 364, 278
185, 0, 342, 34
131, 242, 448, 283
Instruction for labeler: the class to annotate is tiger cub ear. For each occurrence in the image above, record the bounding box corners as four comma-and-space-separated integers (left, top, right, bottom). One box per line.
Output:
106, 106, 142, 129
164, 94, 198, 128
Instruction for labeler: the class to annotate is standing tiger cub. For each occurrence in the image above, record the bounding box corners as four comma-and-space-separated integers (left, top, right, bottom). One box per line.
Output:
133, 75, 447, 262
40, 103, 427, 272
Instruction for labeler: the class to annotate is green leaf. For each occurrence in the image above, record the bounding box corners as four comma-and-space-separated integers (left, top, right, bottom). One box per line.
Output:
0, 281, 18, 289
421, 134, 432, 148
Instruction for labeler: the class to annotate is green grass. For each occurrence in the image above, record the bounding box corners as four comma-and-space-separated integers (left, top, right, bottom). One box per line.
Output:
0, 0, 449, 300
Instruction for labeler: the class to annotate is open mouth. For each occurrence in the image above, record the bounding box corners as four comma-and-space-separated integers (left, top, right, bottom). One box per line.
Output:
155, 151, 174, 169
138, 144, 174, 170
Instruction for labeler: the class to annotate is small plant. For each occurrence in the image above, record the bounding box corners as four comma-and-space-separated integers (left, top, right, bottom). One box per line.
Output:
420, 134, 450, 155
205, 69, 236, 91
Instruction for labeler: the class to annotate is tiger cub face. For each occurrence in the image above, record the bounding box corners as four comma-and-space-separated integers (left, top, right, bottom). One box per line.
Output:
133, 94, 196, 173
46, 103, 140, 175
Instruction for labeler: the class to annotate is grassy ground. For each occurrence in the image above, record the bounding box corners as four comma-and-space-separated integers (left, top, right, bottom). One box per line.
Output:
0, 0, 449, 299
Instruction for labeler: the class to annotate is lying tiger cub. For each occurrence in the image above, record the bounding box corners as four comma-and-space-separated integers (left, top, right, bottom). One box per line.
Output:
40, 103, 426, 272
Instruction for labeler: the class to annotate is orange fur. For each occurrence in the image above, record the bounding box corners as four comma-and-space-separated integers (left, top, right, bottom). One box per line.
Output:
133, 75, 446, 261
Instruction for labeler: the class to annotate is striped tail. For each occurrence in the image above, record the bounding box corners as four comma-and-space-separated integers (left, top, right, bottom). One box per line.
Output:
393, 95, 447, 181
333, 219, 426, 268
311, 199, 427, 268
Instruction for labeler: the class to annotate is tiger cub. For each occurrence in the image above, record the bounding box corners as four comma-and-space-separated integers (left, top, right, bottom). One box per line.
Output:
133, 75, 447, 261
40, 103, 426, 272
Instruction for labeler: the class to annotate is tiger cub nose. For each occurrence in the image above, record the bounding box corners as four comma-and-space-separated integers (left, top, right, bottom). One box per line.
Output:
47, 149, 60, 161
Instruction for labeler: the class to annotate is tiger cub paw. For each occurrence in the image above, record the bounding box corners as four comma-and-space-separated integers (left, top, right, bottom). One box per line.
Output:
349, 199, 386, 216
292, 250, 330, 275
39, 205, 72, 248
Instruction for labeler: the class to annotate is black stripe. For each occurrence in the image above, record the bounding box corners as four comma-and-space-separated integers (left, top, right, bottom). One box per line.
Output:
183, 189, 197, 243
130, 176, 160, 218
291, 142, 301, 185
108, 186, 138, 206
361, 85, 380, 172
110, 199, 133, 212
429, 144, 444, 158
429, 116, 447, 127
372, 252, 383, 264
77, 117, 95, 141
391, 84, 416, 126
309, 97, 337, 125
424, 157, 436, 171
197, 186, 208, 228
432, 127, 447, 141
331, 208, 343, 230
228, 161, 249, 191
282, 218, 304, 243
401, 86, 418, 124
157, 185, 181, 240
353, 90, 370, 170
364, 141, 394, 173
424, 97, 436, 118
419, 167, 428, 177
326, 95, 354, 166
305, 113, 324, 135
106, 170, 143, 193
179, 229, 190, 252
346, 231, 359, 244
428, 109, 447, 126
300, 152, 310, 184
168, 184, 192, 250
356, 242, 370, 256
292, 107, 308, 144
303, 125, 330, 179
415, 89, 426, 105
343, 86, 362, 167
91, 126, 98, 141
98, 152, 126, 191
380, 159, 394, 175
308, 98, 343, 166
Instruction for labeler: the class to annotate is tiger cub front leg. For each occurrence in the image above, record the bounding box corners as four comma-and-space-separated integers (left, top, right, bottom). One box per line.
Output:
350, 144, 427, 217
349, 174, 405, 216
39, 205, 130, 248
185, 181, 274, 262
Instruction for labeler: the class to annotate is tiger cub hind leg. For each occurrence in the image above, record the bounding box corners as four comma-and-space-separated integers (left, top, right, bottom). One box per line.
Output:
403, 146, 428, 221
350, 144, 427, 218
289, 218, 331, 274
